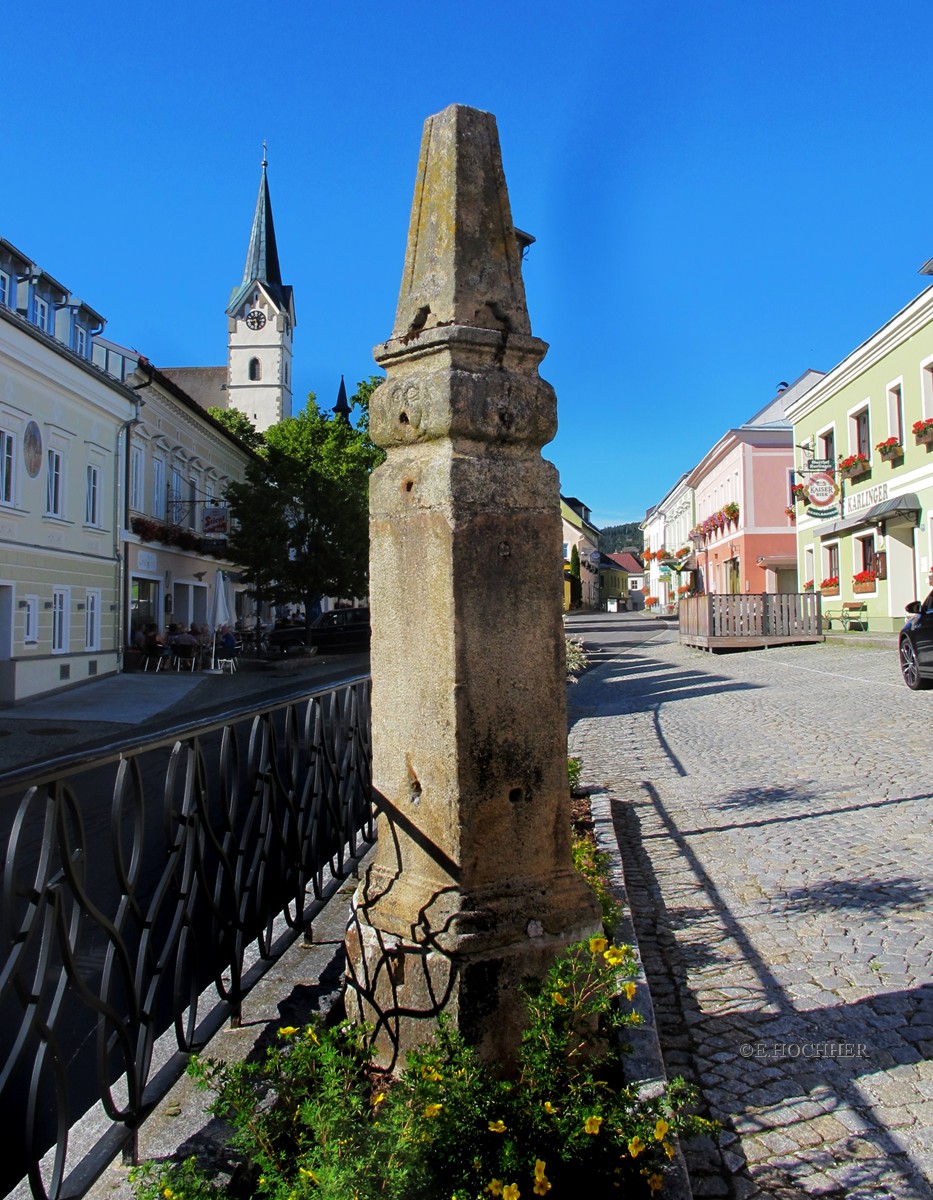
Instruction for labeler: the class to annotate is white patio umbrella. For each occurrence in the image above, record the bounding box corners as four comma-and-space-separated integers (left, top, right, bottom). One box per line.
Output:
209, 570, 234, 668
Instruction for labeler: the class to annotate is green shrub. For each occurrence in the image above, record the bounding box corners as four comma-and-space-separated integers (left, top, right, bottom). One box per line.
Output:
131, 940, 711, 1200
572, 834, 623, 932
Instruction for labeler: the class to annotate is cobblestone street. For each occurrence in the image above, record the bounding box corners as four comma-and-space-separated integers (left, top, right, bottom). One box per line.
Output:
567, 614, 933, 1200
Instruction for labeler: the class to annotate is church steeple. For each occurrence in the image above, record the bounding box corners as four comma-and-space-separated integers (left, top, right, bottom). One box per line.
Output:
240, 143, 282, 290
226, 146, 296, 432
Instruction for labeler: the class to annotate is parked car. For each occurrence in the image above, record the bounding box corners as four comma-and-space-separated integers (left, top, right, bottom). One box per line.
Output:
898, 591, 933, 689
268, 608, 371, 655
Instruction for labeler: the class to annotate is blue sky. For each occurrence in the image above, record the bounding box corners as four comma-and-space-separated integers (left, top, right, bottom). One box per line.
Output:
6, 2, 933, 528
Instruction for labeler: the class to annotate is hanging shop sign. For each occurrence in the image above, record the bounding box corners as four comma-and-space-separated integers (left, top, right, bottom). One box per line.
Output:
203, 505, 229, 535
805, 471, 840, 520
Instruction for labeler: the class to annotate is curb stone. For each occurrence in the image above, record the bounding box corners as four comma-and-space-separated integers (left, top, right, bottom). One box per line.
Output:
591, 790, 694, 1200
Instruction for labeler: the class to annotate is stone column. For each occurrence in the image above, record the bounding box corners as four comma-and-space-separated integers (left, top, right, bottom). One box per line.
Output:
345, 104, 599, 1070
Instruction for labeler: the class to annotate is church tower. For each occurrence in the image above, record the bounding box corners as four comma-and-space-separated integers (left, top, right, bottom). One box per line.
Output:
226, 148, 295, 431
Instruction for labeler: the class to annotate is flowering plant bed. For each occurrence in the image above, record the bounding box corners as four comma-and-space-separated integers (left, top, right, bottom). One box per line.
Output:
644, 595, 659, 608
803, 580, 814, 591
837, 453, 870, 478
875, 437, 904, 460
852, 570, 876, 594
129, 804, 713, 1200
723, 501, 740, 522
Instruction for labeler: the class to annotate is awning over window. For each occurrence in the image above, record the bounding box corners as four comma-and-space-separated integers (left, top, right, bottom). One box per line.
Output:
815, 492, 921, 538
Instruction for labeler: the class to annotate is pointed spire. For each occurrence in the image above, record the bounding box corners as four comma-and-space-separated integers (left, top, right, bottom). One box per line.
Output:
241, 146, 282, 287
333, 375, 351, 422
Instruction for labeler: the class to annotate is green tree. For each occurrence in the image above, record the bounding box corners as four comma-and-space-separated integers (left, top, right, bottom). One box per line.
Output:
598, 523, 643, 554
226, 400, 382, 640
350, 374, 385, 439
207, 405, 266, 452
570, 543, 581, 579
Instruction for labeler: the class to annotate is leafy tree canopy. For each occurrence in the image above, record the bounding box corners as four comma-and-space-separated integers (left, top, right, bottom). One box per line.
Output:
569, 543, 581, 580
350, 374, 385, 438
207, 405, 265, 452
226, 397, 383, 632
598, 523, 644, 554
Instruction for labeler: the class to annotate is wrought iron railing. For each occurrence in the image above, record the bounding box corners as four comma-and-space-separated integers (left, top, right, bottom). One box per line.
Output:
0, 675, 373, 1200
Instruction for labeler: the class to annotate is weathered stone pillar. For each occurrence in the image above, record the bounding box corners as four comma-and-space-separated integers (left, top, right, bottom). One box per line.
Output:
345, 104, 599, 1070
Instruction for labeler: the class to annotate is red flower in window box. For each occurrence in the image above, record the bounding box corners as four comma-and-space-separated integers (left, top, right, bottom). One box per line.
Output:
875, 437, 904, 458
837, 453, 869, 475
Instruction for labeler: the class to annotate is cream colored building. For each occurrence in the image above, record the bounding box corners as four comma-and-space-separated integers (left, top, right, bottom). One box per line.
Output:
0, 241, 138, 703
94, 341, 257, 642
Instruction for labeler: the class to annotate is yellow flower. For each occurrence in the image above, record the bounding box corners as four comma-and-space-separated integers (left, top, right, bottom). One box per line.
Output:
589, 936, 609, 955
646, 1173, 664, 1194
163, 1190, 174, 1199
584, 1114, 603, 1135
373, 1092, 386, 1107
503, 1186, 520, 1200
486, 1182, 503, 1197
488, 1119, 507, 1133
304, 1028, 319, 1044
298, 1168, 319, 1183
551, 991, 568, 1007
532, 1160, 551, 1195
623, 982, 637, 1001
543, 1101, 557, 1115
424, 1102, 443, 1118
628, 1135, 645, 1157
473, 1158, 483, 1171
603, 949, 625, 967
278, 1025, 299, 1037
654, 1118, 669, 1141
663, 1141, 675, 1160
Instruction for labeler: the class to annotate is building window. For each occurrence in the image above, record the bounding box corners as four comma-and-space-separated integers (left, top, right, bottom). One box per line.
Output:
35, 297, 49, 332
85, 463, 101, 526
887, 382, 904, 444
23, 595, 38, 645
823, 542, 840, 584
75, 326, 87, 357
47, 449, 64, 516
0, 429, 14, 505
130, 444, 144, 512
85, 590, 101, 651
249, 357, 262, 381
153, 458, 165, 518
284, 362, 289, 385
818, 427, 835, 462
0, 271, 8, 307
52, 588, 69, 652
851, 407, 870, 459
856, 534, 876, 575
170, 467, 184, 524
804, 546, 815, 589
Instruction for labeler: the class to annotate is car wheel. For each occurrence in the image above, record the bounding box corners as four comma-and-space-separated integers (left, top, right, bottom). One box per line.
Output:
899, 639, 930, 690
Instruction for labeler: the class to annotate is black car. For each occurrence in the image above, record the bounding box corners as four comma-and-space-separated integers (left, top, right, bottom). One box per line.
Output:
268, 608, 371, 655
899, 590, 933, 688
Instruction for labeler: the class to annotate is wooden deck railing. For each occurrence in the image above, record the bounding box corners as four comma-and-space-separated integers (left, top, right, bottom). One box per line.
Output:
679, 593, 823, 650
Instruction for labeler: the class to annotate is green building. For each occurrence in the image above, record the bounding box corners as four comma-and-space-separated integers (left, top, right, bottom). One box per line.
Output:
785, 285, 933, 632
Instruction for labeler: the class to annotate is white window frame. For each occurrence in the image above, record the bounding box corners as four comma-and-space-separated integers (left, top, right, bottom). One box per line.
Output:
46, 448, 64, 516
0, 271, 8, 307
886, 378, 905, 444
921, 354, 933, 423
129, 443, 144, 512
816, 422, 836, 463
35, 296, 49, 332
0, 428, 14, 506
85, 589, 101, 651
854, 533, 877, 582
52, 587, 69, 652
23, 595, 38, 646
85, 463, 102, 526
822, 540, 840, 585
75, 326, 87, 357
847, 402, 871, 459
170, 466, 184, 524
804, 546, 815, 589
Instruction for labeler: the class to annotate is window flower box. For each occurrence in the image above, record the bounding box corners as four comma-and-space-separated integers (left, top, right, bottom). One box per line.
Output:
820, 576, 839, 597
875, 437, 904, 461
837, 453, 870, 480
803, 580, 814, 591
853, 569, 876, 594
791, 483, 808, 504
913, 418, 933, 444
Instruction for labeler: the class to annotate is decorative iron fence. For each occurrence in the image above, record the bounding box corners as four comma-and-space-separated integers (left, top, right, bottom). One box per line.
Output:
0, 675, 373, 1200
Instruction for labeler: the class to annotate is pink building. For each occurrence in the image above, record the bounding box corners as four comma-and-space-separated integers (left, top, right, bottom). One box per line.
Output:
688, 373, 823, 595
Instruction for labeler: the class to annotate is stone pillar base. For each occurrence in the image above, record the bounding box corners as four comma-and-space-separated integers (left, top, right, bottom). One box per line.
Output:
344, 872, 600, 1072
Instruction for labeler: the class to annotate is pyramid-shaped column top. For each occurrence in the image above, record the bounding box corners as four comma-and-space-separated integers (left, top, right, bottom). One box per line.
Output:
390, 104, 532, 341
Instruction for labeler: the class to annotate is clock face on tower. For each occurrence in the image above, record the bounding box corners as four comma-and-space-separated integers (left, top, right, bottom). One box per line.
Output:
245, 309, 266, 330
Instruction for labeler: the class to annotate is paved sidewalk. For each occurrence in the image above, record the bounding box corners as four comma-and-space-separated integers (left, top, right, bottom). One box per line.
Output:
569, 626, 933, 1200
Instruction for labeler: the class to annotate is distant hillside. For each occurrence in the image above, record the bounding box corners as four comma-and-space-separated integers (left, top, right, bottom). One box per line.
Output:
599, 523, 643, 553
